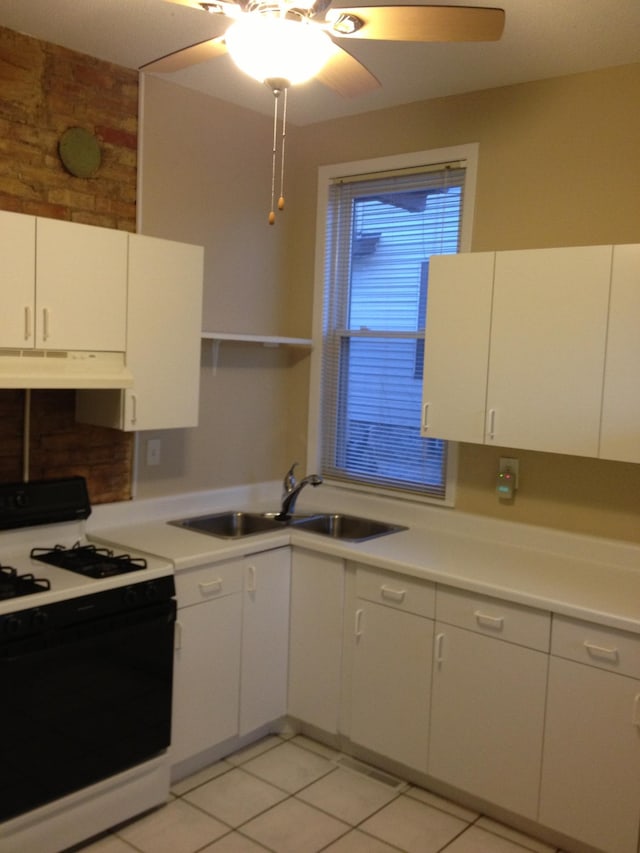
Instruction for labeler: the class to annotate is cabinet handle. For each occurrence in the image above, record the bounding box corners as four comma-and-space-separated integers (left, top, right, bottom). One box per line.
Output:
130, 393, 138, 426
24, 306, 31, 341
42, 307, 50, 341
633, 694, 640, 728
435, 632, 445, 665
583, 640, 619, 663
355, 608, 364, 638
380, 584, 406, 603
199, 578, 223, 596
174, 619, 183, 651
487, 408, 496, 440
474, 610, 504, 631
422, 403, 430, 432
247, 565, 257, 593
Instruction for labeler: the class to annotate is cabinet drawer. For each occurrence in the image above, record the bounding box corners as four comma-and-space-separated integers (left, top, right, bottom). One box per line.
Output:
355, 564, 434, 617
436, 586, 550, 652
175, 558, 243, 607
551, 615, 640, 678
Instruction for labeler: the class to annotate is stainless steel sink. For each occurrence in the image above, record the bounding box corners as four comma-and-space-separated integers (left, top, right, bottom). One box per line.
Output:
169, 511, 288, 539
169, 510, 407, 542
291, 513, 407, 542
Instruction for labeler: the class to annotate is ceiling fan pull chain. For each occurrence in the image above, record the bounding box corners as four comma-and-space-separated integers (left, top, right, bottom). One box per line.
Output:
278, 86, 288, 212
269, 88, 280, 225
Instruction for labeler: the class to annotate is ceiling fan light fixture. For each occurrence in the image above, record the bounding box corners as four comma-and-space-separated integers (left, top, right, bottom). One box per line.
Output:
225, 14, 333, 85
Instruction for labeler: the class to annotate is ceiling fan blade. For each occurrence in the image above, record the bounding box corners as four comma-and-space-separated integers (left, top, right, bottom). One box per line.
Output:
315, 42, 381, 97
162, 0, 203, 6
141, 36, 228, 73
327, 5, 505, 42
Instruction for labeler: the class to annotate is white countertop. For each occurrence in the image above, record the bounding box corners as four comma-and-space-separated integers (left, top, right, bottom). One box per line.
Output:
88, 485, 640, 634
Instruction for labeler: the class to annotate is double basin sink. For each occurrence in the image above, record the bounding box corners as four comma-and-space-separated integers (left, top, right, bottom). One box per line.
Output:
170, 510, 406, 543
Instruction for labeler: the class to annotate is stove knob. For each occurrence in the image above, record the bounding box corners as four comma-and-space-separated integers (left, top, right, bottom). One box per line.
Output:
5, 615, 23, 636
123, 586, 138, 607
145, 582, 159, 602
32, 610, 49, 630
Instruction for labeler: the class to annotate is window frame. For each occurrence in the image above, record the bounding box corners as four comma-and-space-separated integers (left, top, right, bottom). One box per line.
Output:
307, 144, 479, 506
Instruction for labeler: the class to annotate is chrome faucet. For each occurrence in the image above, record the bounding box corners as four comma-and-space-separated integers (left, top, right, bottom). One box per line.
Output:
277, 462, 323, 519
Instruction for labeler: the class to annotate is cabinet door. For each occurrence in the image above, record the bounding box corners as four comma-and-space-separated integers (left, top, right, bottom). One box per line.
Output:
171, 592, 242, 765
350, 600, 432, 772
429, 623, 547, 819
421, 252, 494, 443
35, 218, 127, 351
486, 246, 611, 455
0, 211, 36, 349
600, 243, 640, 462
539, 657, 640, 853
239, 548, 291, 736
123, 234, 204, 430
288, 549, 344, 733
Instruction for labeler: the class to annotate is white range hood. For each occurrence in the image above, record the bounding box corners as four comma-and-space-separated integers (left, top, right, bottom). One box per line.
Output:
0, 349, 134, 389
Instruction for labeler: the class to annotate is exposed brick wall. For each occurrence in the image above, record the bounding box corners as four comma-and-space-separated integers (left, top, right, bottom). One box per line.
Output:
0, 25, 138, 504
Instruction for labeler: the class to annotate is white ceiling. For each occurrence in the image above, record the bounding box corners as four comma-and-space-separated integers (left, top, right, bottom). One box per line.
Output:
1, 0, 639, 126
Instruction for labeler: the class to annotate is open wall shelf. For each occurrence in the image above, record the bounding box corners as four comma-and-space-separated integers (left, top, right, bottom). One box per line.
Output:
201, 332, 312, 373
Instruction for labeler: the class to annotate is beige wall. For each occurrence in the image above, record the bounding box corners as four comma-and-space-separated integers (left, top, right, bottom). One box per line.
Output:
136, 76, 306, 496
137, 64, 640, 543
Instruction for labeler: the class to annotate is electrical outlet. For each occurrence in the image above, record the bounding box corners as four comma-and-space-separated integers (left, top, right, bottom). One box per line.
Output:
499, 457, 519, 489
146, 439, 161, 467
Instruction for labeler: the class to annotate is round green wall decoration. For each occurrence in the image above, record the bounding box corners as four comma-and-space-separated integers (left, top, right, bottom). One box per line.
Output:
58, 127, 102, 178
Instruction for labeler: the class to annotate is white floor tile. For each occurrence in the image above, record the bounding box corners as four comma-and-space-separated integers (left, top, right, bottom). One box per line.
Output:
184, 767, 288, 827
116, 798, 228, 853
171, 760, 234, 796
444, 824, 545, 853
201, 831, 271, 851
322, 828, 402, 852
475, 818, 556, 853
242, 741, 335, 793
360, 793, 469, 853
241, 797, 351, 853
297, 766, 399, 825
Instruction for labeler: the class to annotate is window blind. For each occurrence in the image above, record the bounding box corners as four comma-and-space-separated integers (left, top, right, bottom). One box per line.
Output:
320, 162, 465, 497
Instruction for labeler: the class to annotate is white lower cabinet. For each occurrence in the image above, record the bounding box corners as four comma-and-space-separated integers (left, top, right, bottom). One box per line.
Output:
171, 548, 290, 767
239, 548, 291, 736
539, 617, 640, 853
428, 587, 550, 819
349, 564, 434, 772
171, 558, 243, 765
288, 548, 344, 733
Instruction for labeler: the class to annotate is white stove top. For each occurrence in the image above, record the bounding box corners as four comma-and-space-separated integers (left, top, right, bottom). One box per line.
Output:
0, 520, 173, 616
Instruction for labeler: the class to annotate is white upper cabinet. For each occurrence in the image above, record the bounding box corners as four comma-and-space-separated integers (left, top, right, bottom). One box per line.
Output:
0, 212, 127, 352
421, 244, 639, 460
486, 246, 611, 456
35, 218, 128, 351
422, 252, 494, 444
122, 234, 203, 430
76, 233, 204, 431
600, 244, 640, 463
0, 211, 36, 349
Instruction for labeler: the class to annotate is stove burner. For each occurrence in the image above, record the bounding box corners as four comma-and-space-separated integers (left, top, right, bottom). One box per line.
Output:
31, 543, 148, 579
0, 565, 51, 600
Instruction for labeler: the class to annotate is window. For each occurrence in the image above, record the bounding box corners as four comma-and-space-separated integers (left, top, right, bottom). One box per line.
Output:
310, 146, 477, 503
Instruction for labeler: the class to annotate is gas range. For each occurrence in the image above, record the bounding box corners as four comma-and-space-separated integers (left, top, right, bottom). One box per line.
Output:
0, 477, 176, 850
0, 477, 173, 618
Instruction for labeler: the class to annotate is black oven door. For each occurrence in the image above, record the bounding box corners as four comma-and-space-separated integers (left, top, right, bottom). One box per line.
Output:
0, 598, 176, 823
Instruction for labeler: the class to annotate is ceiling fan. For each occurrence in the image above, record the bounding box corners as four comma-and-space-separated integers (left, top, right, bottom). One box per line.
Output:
142, 1, 505, 97
142, 1, 504, 223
